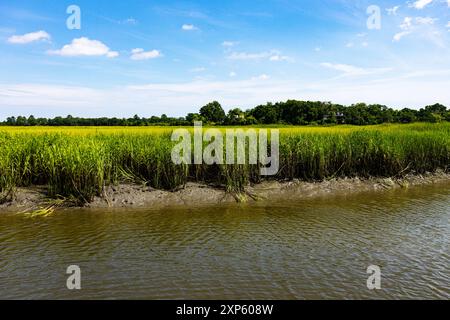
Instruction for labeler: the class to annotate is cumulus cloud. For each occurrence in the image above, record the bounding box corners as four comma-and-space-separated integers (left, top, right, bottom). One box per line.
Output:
182, 24, 198, 31
48, 37, 119, 58
130, 48, 162, 60
7, 30, 50, 44
411, 0, 433, 9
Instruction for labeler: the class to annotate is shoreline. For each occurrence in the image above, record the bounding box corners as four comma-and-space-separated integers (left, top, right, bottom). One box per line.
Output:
1, 171, 449, 212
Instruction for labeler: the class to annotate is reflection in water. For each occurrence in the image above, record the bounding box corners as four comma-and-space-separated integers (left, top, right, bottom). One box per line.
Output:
0, 183, 449, 299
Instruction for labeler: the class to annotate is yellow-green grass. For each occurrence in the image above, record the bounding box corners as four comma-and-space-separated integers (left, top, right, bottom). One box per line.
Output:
1, 123, 449, 204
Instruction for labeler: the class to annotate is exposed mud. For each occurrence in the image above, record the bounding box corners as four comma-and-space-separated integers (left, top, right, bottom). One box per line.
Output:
1, 171, 449, 212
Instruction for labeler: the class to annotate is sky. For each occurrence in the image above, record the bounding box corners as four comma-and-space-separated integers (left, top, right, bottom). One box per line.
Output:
0, 0, 449, 119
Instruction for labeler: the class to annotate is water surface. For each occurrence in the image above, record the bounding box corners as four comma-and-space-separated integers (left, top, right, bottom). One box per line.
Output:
1, 183, 449, 299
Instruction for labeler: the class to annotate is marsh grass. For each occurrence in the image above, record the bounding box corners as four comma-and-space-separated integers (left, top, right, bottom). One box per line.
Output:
0, 123, 449, 203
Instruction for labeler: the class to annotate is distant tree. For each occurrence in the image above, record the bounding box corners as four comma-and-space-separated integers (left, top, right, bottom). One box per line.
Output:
250, 102, 279, 124
445, 111, 450, 122
425, 103, 447, 115
186, 113, 205, 124
200, 101, 226, 124
414, 103, 447, 123
1, 100, 448, 127
6, 117, 16, 125
16, 116, 27, 126
245, 115, 258, 125
226, 108, 247, 125
397, 108, 417, 123
27, 115, 37, 126
430, 113, 443, 123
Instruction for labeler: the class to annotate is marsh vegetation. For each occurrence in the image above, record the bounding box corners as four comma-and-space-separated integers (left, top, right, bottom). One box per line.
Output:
0, 123, 449, 204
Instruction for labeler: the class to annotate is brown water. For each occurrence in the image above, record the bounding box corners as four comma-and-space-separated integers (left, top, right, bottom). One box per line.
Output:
0, 183, 449, 300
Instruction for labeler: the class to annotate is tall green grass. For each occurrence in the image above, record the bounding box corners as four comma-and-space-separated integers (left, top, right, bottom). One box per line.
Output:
0, 123, 449, 204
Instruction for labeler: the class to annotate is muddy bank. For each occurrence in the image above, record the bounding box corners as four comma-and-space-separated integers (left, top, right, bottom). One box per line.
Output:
1, 171, 449, 212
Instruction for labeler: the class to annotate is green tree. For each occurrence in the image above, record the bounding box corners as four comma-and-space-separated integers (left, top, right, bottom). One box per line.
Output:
200, 101, 226, 124
16, 116, 27, 126
397, 108, 417, 123
226, 108, 246, 125
250, 102, 279, 124
6, 117, 16, 125
27, 115, 37, 126
425, 103, 447, 115
445, 111, 450, 122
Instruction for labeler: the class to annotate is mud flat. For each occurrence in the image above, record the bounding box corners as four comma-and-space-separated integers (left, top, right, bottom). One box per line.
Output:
1, 171, 449, 212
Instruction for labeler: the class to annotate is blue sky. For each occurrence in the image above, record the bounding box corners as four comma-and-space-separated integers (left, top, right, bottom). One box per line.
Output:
0, 0, 449, 119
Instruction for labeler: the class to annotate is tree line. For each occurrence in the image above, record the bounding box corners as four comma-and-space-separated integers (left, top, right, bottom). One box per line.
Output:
2, 100, 449, 126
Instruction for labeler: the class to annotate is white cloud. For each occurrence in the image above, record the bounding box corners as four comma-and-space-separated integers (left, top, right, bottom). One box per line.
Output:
346, 42, 354, 48
222, 41, 237, 47
411, 0, 433, 9
320, 62, 392, 77
415, 17, 438, 25
386, 6, 400, 15
0, 84, 105, 109
393, 16, 441, 43
7, 30, 50, 44
227, 50, 291, 62
447, 21, 450, 28
269, 54, 291, 62
393, 31, 411, 41
190, 67, 206, 73
48, 37, 119, 58
229, 71, 237, 77
2, 76, 449, 118
130, 48, 162, 60
401, 17, 414, 30
182, 24, 198, 31
123, 18, 137, 25
227, 51, 270, 60
251, 74, 270, 80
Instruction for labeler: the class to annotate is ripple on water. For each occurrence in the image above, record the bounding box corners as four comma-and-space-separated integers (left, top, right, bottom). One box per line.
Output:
0, 183, 449, 299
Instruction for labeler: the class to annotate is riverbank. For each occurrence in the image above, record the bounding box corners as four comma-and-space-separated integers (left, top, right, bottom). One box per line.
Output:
1, 171, 449, 212
1, 124, 449, 204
